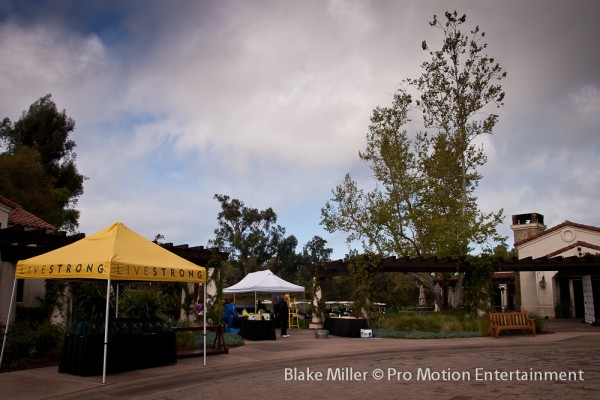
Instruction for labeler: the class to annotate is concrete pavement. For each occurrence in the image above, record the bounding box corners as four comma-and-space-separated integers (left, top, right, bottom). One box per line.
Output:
1, 318, 599, 399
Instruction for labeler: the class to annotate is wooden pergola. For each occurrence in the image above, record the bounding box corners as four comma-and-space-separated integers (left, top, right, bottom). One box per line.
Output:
314, 255, 600, 276
0, 226, 227, 265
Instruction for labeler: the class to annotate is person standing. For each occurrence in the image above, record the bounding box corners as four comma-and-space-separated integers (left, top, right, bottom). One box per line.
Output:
278, 295, 290, 337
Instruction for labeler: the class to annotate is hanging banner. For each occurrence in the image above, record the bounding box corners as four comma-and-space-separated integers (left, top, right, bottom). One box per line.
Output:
583, 275, 595, 324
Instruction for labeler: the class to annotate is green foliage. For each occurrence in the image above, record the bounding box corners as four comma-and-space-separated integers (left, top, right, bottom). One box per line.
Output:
205, 251, 226, 325
31, 321, 64, 356
176, 331, 198, 350
373, 329, 480, 339
223, 332, 245, 347
383, 311, 481, 333
321, 11, 508, 311
176, 330, 245, 350
300, 236, 334, 321
209, 194, 288, 277
5, 314, 64, 357
0, 146, 56, 219
119, 287, 167, 321
347, 252, 379, 324
529, 314, 546, 333
461, 254, 500, 312
555, 302, 572, 319
69, 281, 114, 322
0, 94, 85, 232
157, 282, 188, 321
478, 315, 491, 336
6, 319, 34, 357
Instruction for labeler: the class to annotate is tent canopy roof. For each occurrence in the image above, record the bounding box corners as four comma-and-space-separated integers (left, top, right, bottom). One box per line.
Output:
223, 270, 304, 294
16, 222, 206, 283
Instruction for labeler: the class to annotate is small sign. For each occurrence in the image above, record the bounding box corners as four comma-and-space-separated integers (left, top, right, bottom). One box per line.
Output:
360, 329, 372, 338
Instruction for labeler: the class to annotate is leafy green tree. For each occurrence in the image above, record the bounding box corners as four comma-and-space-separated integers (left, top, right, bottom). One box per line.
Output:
0, 146, 56, 219
209, 194, 289, 278
270, 234, 301, 282
321, 11, 506, 310
0, 94, 85, 232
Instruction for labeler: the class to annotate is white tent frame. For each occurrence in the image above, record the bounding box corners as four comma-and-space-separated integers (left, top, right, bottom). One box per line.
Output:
223, 270, 305, 311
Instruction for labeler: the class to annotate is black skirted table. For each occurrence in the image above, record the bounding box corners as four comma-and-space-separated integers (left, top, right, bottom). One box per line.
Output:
240, 319, 276, 340
324, 317, 369, 338
59, 319, 176, 376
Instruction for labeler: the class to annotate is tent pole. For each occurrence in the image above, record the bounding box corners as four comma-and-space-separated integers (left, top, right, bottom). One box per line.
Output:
102, 279, 111, 384
115, 283, 119, 317
203, 282, 206, 367
0, 278, 18, 369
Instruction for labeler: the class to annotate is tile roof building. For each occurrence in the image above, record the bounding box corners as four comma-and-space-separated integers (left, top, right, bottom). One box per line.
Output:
510, 212, 600, 321
0, 195, 55, 231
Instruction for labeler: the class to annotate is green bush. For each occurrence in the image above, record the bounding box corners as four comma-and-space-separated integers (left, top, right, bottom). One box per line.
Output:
529, 314, 545, 333
6, 320, 34, 357
554, 302, 572, 319
373, 328, 480, 339
32, 322, 64, 357
478, 315, 491, 336
176, 331, 197, 350
224, 332, 245, 347
119, 288, 167, 320
384, 311, 481, 333
6, 319, 65, 358
176, 329, 245, 351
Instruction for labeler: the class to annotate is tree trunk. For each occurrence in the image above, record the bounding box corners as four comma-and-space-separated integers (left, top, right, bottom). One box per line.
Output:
410, 273, 445, 311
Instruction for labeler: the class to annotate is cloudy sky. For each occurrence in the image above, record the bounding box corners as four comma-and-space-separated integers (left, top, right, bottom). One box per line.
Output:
1, 0, 598, 260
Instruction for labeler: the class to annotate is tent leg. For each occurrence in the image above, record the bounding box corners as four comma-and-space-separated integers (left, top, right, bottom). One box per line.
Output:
102, 279, 111, 384
203, 283, 206, 367
0, 279, 18, 369
202, 284, 206, 367
115, 284, 119, 318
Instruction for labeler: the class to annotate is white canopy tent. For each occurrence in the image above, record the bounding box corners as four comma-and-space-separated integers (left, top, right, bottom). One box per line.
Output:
224, 270, 304, 294
223, 270, 304, 309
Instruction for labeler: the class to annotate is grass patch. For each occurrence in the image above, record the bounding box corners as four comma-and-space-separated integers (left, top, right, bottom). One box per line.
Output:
177, 330, 245, 350
379, 311, 488, 338
373, 328, 480, 339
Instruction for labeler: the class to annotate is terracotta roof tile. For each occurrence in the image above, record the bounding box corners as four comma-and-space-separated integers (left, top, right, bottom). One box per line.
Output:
0, 195, 55, 231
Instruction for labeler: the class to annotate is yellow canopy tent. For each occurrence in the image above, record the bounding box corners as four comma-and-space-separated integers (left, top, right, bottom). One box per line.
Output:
0, 222, 207, 383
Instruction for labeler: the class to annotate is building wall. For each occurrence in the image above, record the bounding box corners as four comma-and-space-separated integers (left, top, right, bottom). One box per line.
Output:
0, 260, 15, 325
516, 224, 600, 318
0, 204, 10, 229
517, 226, 600, 259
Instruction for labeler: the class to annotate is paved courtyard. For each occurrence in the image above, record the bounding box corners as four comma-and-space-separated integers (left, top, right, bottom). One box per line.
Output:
2, 319, 599, 400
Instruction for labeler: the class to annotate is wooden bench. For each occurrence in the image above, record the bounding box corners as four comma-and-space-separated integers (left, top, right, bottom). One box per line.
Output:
489, 311, 536, 337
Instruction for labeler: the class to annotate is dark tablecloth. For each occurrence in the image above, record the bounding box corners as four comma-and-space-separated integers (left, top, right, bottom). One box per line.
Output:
240, 319, 276, 341
324, 318, 369, 337
59, 331, 176, 376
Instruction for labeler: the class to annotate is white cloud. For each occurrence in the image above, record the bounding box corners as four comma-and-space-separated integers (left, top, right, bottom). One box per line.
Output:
1, 1, 600, 258
571, 85, 600, 117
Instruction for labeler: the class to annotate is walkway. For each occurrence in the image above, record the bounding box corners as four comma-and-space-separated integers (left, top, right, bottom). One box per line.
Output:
1, 319, 599, 399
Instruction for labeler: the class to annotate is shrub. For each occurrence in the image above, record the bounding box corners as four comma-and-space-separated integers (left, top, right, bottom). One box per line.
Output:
119, 288, 167, 320
373, 328, 480, 339
383, 311, 483, 335
6, 320, 34, 357
554, 302, 572, 319
6, 318, 65, 358
32, 322, 64, 357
